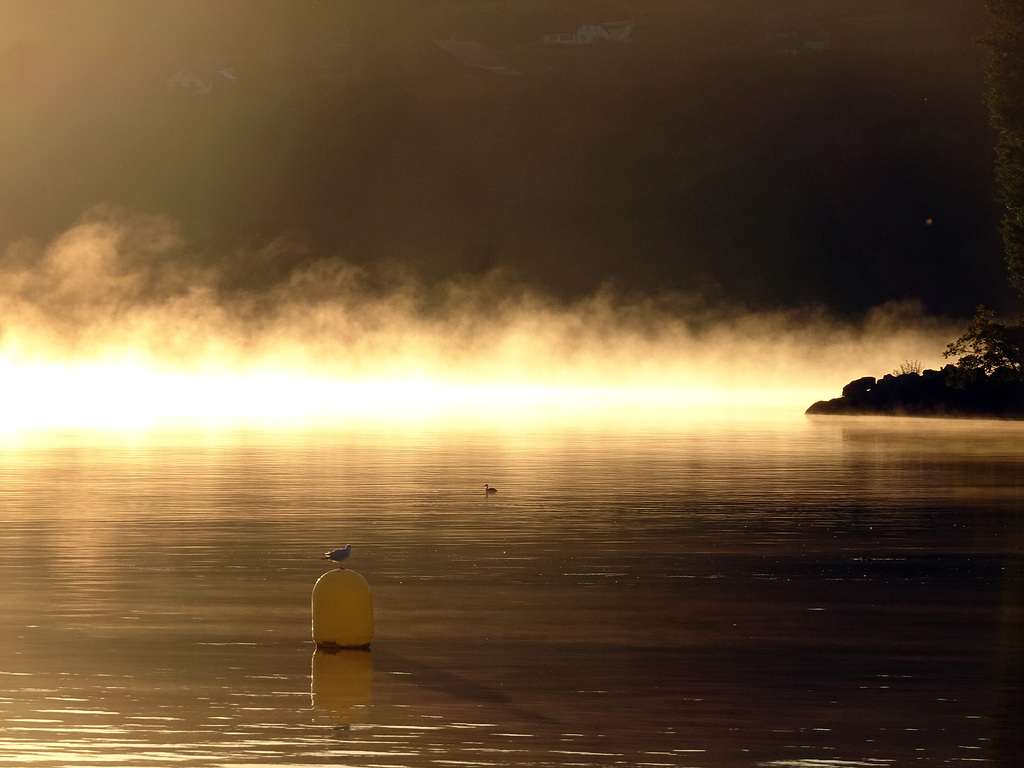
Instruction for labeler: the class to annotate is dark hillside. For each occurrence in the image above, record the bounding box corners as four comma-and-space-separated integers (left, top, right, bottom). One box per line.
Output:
0, 0, 1006, 314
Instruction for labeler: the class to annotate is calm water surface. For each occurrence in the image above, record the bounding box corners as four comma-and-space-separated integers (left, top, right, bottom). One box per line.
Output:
0, 412, 1021, 767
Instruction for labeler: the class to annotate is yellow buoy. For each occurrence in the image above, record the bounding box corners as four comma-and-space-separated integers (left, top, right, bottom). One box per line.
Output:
311, 568, 374, 649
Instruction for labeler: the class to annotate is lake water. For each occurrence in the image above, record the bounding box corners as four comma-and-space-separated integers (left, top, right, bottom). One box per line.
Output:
0, 411, 1021, 767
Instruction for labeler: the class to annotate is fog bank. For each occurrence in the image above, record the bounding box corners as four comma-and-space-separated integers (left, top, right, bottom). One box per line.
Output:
0, 211, 960, 404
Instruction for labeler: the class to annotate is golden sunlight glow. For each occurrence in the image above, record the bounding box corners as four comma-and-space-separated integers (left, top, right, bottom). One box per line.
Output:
0, 358, 820, 431
0, 214, 961, 431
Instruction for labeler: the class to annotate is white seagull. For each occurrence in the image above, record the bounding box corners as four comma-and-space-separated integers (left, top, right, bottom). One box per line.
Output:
323, 544, 352, 567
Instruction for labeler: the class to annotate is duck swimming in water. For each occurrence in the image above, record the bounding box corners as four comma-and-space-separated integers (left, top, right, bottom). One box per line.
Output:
484, 484, 497, 494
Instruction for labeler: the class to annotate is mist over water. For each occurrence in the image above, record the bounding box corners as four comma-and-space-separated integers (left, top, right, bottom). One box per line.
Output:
0, 208, 960, 420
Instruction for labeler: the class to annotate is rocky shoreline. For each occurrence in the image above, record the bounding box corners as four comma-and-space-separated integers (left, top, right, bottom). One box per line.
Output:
806, 365, 1024, 419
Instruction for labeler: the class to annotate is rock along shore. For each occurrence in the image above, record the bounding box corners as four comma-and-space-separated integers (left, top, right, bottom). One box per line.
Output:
806, 365, 1024, 419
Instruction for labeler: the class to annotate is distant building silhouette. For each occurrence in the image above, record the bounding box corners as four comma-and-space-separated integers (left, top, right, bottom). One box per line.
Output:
166, 66, 237, 95
764, 19, 829, 55
542, 21, 633, 45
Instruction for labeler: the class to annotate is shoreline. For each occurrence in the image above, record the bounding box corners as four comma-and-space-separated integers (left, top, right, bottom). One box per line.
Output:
806, 365, 1024, 420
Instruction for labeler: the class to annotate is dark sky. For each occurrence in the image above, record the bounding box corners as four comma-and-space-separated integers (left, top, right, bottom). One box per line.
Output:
0, 0, 1012, 319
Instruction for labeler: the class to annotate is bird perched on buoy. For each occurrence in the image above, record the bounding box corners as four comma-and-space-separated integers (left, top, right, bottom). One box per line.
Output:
484, 484, 497, 494
323, 544, 352, 568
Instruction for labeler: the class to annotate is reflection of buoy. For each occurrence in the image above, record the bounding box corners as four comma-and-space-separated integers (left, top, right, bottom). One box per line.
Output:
311, 648, 373, 722
312, 569, 374, 649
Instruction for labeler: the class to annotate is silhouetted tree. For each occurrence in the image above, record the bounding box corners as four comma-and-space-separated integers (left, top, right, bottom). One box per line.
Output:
944, 305, 1024, 387
983, 0, 1024, 299
943, 4, 1024, 394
